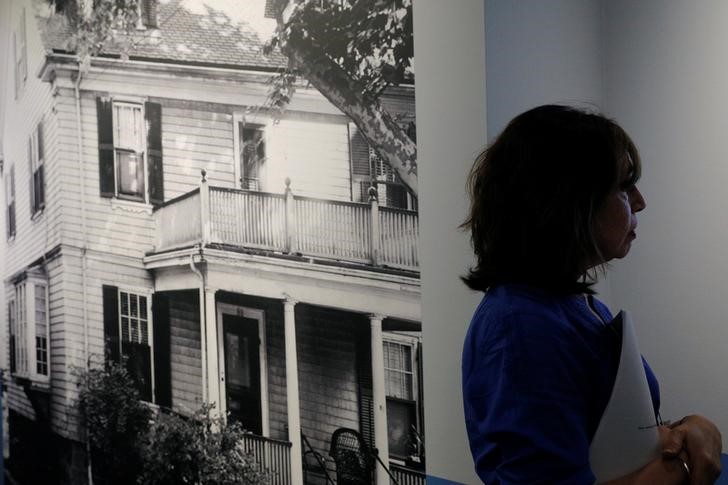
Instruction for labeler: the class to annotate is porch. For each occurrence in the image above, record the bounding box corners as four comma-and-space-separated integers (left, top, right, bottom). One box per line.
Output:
151, 288, 423, 485
151, 174, 419, 271
240, 433, 425, 485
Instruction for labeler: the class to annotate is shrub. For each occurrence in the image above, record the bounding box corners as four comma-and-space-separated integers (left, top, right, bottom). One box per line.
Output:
76, 362, 153, 485
139, 405, 269, 485
76, 363, 268, 485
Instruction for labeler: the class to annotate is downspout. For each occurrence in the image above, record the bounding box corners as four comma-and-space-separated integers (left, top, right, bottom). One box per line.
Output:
74, 66, 92, 485
190, 247, 208, 403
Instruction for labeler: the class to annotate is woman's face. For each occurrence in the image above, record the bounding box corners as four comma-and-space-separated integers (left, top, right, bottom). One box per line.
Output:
594, 160, 646, 262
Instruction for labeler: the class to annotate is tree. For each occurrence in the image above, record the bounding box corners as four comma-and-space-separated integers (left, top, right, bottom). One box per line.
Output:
48, 0, 417, 196
266, 0, 417, 196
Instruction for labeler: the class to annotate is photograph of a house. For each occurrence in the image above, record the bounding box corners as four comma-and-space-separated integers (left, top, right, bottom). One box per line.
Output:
0, 0, 422, 484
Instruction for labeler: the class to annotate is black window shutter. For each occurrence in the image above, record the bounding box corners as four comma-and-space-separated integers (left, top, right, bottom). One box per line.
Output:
141, 0, 158, 28
152, 292, 171, 408
96, 97, 115, 198
102, 285, 121, 365
356, 323, 375, 450
37, 122, 45, 210
145, 101, 164, 207
28, 136, 34, 213
350, 126, 371, 177
7, 166, 15, 238
9, 304, 16, 374
37, 122, 44, 161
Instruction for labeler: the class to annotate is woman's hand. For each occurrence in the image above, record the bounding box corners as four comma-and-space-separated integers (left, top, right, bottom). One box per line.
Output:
661, 415, 722, 485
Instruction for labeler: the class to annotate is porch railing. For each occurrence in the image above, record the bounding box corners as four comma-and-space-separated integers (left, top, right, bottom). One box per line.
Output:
153, 174, 419, 270
240, 432, 292, 485
390, 463, 426, 485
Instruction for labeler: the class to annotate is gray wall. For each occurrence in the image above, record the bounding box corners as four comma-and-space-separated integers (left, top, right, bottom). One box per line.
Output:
414, 1, 485, 483
603, 0, 728, 439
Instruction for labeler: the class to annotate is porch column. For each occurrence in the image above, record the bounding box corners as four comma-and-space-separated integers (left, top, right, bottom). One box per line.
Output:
284, 297, 304, 485
204, 288, 221, 413
370, 314, 389, 484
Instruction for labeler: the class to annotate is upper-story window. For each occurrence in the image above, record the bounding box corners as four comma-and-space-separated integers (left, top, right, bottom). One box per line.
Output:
114, 103, 146, 201
13, 8, 27, 99
96, 97, 164, 206
29, 121, 45, 215
9, 274, 50, 383
349, 125, 417, 211
241, 124, 266, 190
6, 164, 16, 239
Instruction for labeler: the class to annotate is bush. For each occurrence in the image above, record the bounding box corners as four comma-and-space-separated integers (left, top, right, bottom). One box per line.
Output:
76, 362, 153, 485
76, 363, 268, 485
139, 405, 269, 485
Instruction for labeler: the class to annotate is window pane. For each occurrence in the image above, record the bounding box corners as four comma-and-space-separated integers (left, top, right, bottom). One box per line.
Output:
117, 151, 145, 197
121, 316, 130, 342
114, 104, 142, 150
387, 399, 416, 458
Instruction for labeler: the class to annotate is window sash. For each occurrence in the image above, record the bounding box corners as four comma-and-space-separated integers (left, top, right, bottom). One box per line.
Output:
112, 103, 146, 200
241, 124, 265, 190
117, 290, 154, 402
383, 340, 414, 401
35, 283, 49, 376
11, 281, 50, 380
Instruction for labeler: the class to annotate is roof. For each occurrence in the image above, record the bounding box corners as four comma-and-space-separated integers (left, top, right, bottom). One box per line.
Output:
36, 0, 288, 70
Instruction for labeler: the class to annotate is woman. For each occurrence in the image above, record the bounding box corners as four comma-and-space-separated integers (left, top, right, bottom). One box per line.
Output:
461, 105, 722, 484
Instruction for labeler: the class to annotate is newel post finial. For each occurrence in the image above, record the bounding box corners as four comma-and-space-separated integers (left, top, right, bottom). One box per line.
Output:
368, 185, 378, 203
201, 169, 207, 183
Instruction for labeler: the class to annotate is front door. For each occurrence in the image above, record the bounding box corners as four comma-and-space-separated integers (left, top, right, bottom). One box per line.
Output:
223, 314, 262, 434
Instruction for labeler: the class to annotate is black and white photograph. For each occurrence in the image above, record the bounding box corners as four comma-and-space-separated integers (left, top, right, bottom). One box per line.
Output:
0, 1, 422, 484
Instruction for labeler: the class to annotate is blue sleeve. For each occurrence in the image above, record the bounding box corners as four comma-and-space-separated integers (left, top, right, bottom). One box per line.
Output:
463, 310, 597, 485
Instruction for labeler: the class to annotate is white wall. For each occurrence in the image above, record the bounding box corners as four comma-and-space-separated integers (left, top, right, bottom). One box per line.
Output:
603, 0, 728, 441
484, 0, 614, 305
414, 1, 485, 483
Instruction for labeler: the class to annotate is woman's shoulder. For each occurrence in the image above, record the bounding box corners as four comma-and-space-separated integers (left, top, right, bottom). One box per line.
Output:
475, 283, 575, 324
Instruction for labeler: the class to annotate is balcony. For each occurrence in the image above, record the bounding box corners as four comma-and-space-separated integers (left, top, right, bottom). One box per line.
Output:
152, 177, 419, 271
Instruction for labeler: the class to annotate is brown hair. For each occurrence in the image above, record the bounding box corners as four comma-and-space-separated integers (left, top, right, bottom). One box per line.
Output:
461, 104, 641, 294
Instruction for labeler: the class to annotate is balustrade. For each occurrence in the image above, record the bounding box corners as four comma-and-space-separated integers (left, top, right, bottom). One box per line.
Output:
154, 175, 419, 270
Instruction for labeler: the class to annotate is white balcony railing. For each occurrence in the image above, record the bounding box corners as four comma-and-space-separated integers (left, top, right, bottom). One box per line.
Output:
153, 176, 419, 271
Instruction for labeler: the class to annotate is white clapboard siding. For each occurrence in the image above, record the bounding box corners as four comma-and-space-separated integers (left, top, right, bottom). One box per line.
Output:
44, 250, 154, 440
267, 302, 360, 452
168, 293, 203, 414
2, 2, 63, 278
266, 114, 352, 201
162, 105, 236, 198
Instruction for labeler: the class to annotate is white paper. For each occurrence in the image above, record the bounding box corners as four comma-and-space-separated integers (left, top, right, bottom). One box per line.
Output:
589, 310, 661, 483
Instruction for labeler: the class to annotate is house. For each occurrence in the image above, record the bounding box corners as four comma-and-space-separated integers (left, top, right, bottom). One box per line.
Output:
0, 0, 422, 484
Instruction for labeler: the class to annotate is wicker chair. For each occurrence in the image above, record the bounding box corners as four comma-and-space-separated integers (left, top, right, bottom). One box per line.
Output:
329, 428, 374, 485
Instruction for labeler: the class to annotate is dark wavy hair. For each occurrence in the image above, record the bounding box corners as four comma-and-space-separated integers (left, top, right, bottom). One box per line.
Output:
461, 104, 641, 295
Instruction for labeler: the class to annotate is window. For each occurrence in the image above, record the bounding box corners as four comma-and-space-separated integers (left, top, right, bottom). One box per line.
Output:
103, 285, 155, 402
6, 165, 16, 239
240, 123, 266, 190
13, 9, 27, 99
29, 121, 45, 214
383, 337, 422, 461
96, 98, 164, 206
349, 125, 417, 211
9, 276, 50, 382
139, 0, 158, 28
114, 103, 146, 200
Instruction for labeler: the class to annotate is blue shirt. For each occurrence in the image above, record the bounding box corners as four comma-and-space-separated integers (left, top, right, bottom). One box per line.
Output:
462, 284, 660, 484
